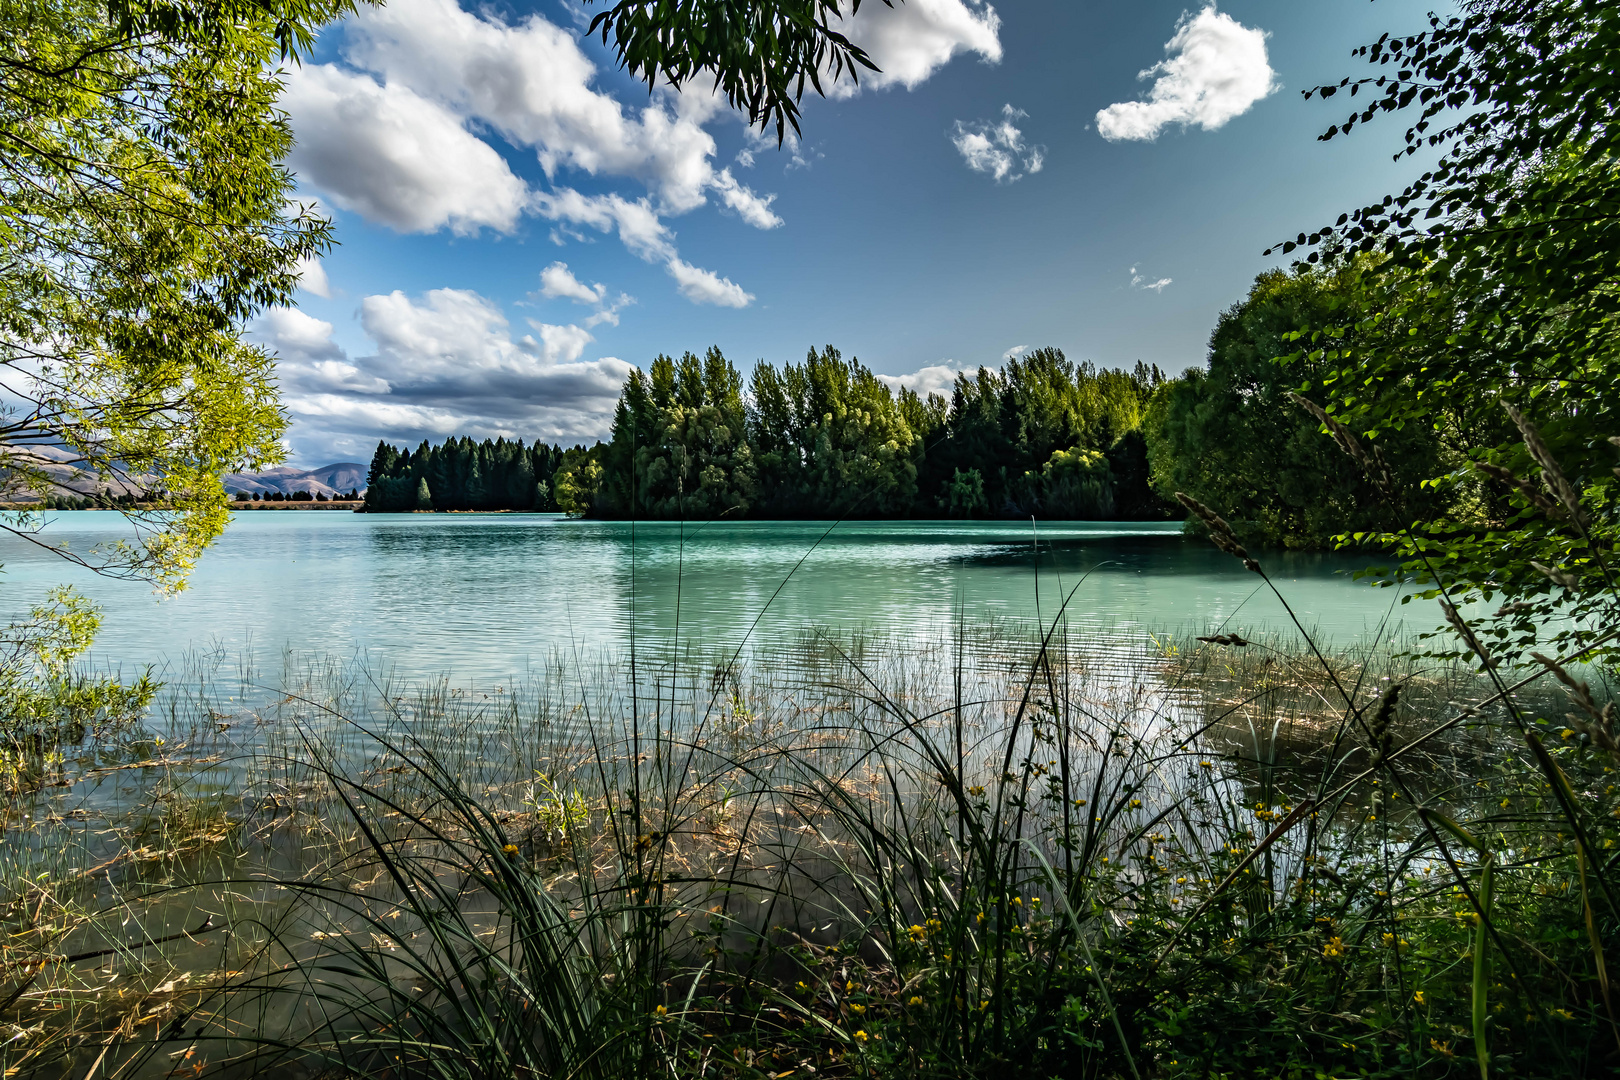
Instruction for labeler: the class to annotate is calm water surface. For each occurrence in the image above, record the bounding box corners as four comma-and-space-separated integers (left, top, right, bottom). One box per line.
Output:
0, 511, 1424, 683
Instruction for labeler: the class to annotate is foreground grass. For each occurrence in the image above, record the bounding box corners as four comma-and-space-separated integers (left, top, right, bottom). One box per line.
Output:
0, 619, 1615, 1079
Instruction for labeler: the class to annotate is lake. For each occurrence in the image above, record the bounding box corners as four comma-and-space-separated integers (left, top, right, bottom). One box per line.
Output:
0, 511, 1425, 684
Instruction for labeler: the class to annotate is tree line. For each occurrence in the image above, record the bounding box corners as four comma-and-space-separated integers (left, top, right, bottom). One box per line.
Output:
348, 256, 1514, 547
362, 437, 571, 513
359, 348, 1173, 521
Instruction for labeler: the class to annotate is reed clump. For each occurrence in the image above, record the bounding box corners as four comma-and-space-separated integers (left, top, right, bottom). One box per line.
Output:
1, 614, 1612, 1080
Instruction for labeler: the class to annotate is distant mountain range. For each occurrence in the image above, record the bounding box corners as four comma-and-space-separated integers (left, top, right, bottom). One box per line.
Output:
224, 463, 366, 497
0, 447, 366, 501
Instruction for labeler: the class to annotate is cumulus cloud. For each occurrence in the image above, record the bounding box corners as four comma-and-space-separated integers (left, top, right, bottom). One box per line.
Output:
533, 188, 676, 262
343, 0, 723, 213
1130, 267, 1173, 292
534, 191, 748, 307
666, 259, 754, 308
1095, 5, 1277, 142
295, 255, 331, 298
253, 290, 633, 461
709, 168, 782, 229
877, 364, 972, 400
832, 0, 1002, 94
282, 64, 531, 234
532, 263, 637, 328
251, 308, 390, 396
538, 261, 606, 305
277, 0, 833, 306
256, 307, 345, 364
277, 0, 1003, 310
952, 105, 1044, 183
1002, 344, 1029, 361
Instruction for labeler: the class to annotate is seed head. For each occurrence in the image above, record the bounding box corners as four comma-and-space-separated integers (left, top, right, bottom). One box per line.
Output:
1288, 392, 1397, 497
1174, 493, 1260, 573
1369, 683, 1400, 765
1530, 560, 1580, 590
1472, 460, 1565, 519
1503, 402, 1586, 526
1439, 598, 1494, 669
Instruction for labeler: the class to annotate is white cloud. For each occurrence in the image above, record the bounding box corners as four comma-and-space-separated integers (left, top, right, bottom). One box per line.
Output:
256, 307, 345, 363
1096, 5, 1278, 142
833, 0, 1002, 94
666, 259, 754, 308
538, 261, 606, 305
252, 307, 390, 396
533, 188, 676, 262
344, 0, 723, 214
1002, 344, 1029, 361
277, 0, 1005, 313
527, 320, 597, 366
295, 255, 331, 298
255, 288, 634, 461
709, 168, 783, 229
877, 364, 969, 399
534, 262, 636, 328
534, 191, 755, 308
1130, 267, 1173, 292
282, 64, 531, 234
279, 0, 786, 305
952, 104, 1044, 183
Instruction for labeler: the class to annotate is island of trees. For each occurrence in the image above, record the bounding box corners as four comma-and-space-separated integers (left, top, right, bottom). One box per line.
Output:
357, 258, 1470, 552
362, 346, 1166, 522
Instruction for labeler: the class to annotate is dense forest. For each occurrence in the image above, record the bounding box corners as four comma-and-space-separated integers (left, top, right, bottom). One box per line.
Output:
590, 345, 1168, 520
356, 260, 1487, 547
361, 437, 570, 513
359, 347, 1172, 522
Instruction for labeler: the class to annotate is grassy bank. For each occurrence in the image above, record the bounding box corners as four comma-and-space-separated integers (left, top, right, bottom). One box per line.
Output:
1, 615, 1613, 1079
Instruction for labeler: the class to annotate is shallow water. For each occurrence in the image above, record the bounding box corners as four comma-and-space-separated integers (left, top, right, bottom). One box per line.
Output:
0, 512, 1421, 683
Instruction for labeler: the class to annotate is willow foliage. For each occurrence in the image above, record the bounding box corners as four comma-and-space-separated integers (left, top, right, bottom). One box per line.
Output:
0, 0, 354, 586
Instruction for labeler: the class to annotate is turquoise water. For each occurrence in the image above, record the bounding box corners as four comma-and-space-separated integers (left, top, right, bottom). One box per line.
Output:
0, 511, 1422, 683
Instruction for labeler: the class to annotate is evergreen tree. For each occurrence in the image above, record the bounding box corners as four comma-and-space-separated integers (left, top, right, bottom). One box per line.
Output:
507, 445, 537, 510
465, 447, 487, 511
363, 441, 399, 512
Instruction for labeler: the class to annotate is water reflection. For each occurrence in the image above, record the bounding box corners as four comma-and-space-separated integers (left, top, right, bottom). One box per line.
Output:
0, 512, 1417, 683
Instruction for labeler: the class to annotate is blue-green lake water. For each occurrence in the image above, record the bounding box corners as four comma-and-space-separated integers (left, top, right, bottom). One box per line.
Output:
0, 511, 1425, 684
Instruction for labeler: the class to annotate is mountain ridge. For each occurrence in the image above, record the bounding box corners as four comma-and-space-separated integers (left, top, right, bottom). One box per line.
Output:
225, 463, 366, 497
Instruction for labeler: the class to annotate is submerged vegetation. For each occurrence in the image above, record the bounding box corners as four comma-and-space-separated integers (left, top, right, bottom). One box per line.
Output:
0, 593, 1615, 1080
1, 1, 1617, 1079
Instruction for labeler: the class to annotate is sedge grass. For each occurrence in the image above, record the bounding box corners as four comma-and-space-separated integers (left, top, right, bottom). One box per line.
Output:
0, 609, 1612, 1080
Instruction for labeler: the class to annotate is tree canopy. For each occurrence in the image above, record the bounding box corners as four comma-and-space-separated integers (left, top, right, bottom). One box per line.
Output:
0, 0, 358, 746
362, 437, 567, 513
578, 346, 1168, 521
587, 0, 891, 142
1149, 264, 1448, 549
1276, 0, 1620, 663
0, 0, 354, 587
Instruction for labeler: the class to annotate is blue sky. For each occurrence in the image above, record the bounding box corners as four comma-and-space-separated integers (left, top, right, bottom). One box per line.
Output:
259, 0, 1440, 465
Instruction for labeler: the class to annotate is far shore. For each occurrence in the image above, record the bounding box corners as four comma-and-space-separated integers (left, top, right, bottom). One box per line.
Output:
233, 500, 364, 510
